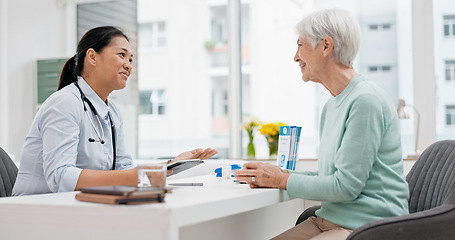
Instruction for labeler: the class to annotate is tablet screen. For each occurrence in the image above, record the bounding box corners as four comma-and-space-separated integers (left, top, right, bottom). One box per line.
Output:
167, 159, 203, 176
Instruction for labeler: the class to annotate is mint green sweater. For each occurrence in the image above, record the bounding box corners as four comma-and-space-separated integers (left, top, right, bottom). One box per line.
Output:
287, 74, 409, 230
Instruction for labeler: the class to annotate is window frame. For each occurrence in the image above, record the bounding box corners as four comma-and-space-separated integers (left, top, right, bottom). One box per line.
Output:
443, 15, 455, 37
139, 21, 167, 50
445, 60, 455, 81
445, 105, 455, 126
139, 89, 167, 116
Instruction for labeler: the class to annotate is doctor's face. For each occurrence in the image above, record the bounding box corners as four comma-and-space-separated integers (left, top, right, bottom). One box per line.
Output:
95, 36, 134, 91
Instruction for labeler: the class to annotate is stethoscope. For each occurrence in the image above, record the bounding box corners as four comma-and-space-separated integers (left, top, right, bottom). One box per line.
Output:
74, 82, 117, 170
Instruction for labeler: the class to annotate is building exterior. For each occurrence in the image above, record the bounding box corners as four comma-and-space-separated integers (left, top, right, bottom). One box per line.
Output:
434, 0, 455, 142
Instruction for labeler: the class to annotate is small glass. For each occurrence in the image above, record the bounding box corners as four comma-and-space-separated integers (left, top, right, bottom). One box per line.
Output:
137, 162, 167, 188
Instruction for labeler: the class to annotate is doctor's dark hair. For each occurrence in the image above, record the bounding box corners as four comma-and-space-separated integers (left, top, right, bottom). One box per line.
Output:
58, 26, 129, 90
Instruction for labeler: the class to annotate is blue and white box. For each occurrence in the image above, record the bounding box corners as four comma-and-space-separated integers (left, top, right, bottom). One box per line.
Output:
277, 126, 291, 168
276, 126, 302, 170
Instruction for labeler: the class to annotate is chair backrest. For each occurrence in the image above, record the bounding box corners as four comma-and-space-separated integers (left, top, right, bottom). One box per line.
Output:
0, 147, 18, 197
406, 140, 455, 213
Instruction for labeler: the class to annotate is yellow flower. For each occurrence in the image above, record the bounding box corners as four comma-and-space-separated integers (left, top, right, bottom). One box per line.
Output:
259, 122, 287, 137
259, 122, 286, 158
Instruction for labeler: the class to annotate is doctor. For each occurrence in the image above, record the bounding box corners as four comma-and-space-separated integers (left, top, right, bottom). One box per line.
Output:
13, 26, 217, 196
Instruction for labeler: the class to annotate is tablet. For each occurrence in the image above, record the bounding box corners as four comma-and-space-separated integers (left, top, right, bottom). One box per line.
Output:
167, 159, 204, 176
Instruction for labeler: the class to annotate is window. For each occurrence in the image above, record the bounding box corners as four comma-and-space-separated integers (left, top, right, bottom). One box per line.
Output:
445, 60, 455, 81
369, 66, 378, 72
139, 21, 166, 49
382, 23, 391, 30
139, 90, 167, 116
436, 2, 455, 143
369, 23, 392, 31
211, 89, 228, 117
73, 0, 448, 159
443, 15, 455, 37
446, 105, 455, 126
369, 24, 378, 30
134, 0, 414, 159
236, 0, 412, 158
137, 0, 230, 159
210, 6, 228, 44
368, 65, 392, 73
207, 6, 229, 67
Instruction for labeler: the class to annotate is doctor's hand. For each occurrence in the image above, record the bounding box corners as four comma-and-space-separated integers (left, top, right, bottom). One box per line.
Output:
172, 148, 219, 162
234, 162, 290, 189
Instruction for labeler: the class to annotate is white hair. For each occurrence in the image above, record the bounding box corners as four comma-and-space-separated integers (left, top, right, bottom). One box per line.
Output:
296, 8, 361, 67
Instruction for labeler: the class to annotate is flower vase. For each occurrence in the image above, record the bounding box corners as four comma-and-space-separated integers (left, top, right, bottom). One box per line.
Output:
247, 134, 255, 158
267, 135, 279, 159
247, 141, 256, 159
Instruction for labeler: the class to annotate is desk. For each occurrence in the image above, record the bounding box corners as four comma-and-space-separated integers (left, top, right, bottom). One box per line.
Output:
0, 174, 304, 240
1, 158, 414, 239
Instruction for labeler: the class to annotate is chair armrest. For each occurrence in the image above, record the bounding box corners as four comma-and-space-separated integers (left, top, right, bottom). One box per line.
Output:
347, 204, 455, 240
295, 205, 321, 226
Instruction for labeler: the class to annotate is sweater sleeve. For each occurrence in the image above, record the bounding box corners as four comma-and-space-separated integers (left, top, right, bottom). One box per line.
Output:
287, 94, 385, 201
288, 170, 318, 176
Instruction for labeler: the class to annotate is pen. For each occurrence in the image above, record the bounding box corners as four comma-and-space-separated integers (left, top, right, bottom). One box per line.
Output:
168, 183, 204, 186
233, 179, 247, 184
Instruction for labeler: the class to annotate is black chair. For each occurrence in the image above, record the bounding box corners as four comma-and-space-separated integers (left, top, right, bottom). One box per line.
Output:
295, 140, 455, 240
0, 147, 18, 197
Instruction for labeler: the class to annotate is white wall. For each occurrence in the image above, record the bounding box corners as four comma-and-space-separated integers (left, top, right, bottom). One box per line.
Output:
1, 0, 138, 160
2, 0, 68, 160
0, 0, 8, 153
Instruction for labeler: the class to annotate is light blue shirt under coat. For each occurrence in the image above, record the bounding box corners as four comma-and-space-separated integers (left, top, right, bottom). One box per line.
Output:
12, 77, 134, 196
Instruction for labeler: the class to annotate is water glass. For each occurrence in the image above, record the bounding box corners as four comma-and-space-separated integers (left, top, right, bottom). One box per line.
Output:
137, 162, 167, 188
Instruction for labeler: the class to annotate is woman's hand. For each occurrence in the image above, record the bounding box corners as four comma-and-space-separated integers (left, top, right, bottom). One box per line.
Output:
234, 162, 290, 189
173, 148, 219, 162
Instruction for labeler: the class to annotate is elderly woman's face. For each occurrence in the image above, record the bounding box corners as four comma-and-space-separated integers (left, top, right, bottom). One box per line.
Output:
294, 38, 324, 83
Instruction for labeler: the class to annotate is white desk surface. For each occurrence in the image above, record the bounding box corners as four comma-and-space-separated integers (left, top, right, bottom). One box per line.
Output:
0, 169, 302, 240
0, 158, 414, 240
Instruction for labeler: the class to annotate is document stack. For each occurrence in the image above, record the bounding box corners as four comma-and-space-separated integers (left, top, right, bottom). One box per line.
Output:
276, 126, 302, 170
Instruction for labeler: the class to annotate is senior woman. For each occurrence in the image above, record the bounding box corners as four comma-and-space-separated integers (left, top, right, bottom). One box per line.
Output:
235, 8, 409, 240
